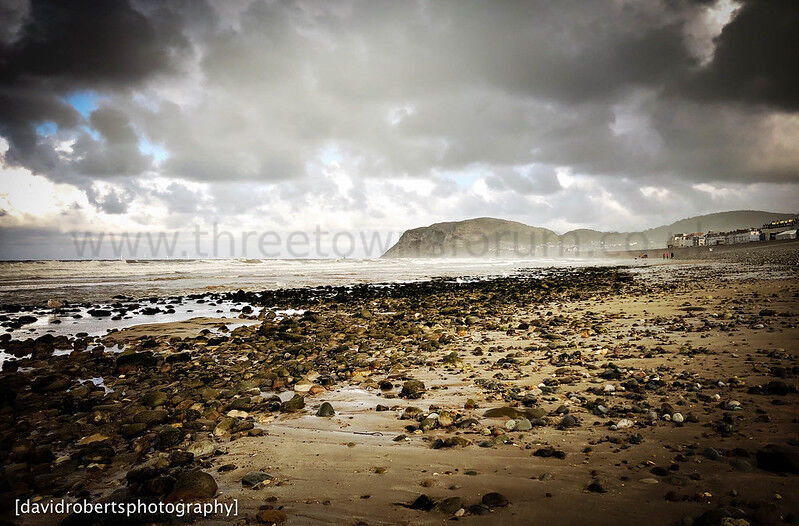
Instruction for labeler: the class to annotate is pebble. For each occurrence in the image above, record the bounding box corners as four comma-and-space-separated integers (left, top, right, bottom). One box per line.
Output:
482, 492, 509, 508
316, 402, 335, 417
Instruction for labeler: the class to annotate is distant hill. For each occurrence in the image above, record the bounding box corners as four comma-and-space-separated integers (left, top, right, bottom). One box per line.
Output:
381, 217, 557, 258
381, 210, 798, 258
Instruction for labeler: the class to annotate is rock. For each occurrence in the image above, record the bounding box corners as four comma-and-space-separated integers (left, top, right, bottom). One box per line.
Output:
534, 447, 566, 459
419, 415, 436, 431
293, 381, 314, 395
615, 418, 634, 429
482, 492, 509, 508
587, 481, 607, 493
434, 496, 463, 514
77, 433, 110, 446
47, 299, 65, 309
702, 448, 723, 461
167, 470, 217, 501
242, 471, 274, 487
187, 441, 216, 459
401, 406, 423, 419
672, 412, 685, 423
200, 387, 220, 401
154, 426, 185, 450
166, 351, 191, 363
431, 436, 472, 449
227, 397, 252, 411
409, 494, 435, 511
437, 411, 454, 427
126, 456, 170, 483
483, 406, 545, 419
214, 417, 234, 436
256, 509, 287, 524
281, 394, 305, 413
756, 444, 799, 474
164, 449, 191, 466
133, 409, 168, 426
142, 390, 168, 408
400, 380, 426, 399
116, 351, 157, 370
468, 504, 490, 515
121, 423, 147, 437
559, 414, 579, 429
442, 351, 460, 365
513, 417, 532, 431
316, 402, 335, 417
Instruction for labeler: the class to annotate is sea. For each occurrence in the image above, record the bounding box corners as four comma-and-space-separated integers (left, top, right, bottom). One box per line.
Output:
0, 257, 656, 344
0, 257, 643, 306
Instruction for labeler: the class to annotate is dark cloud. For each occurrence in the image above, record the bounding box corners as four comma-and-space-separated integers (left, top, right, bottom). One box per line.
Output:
681, 0, 799, 110
0, 0, 30, 46
0, 0, 191, 176
0, 0, 188, 85
89, 107, 138, 144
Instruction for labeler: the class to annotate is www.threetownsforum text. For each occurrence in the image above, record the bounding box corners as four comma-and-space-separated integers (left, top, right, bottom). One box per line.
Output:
67, 223, 668, 259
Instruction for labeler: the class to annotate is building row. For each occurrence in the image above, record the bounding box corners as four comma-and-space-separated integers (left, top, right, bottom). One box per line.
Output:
667, 218, 797, 249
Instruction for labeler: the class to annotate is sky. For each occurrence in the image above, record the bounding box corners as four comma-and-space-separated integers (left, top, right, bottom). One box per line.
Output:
0, 0, 797, 259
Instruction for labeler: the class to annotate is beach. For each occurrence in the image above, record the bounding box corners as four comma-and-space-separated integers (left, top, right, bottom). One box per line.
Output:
0, 255, 797, 525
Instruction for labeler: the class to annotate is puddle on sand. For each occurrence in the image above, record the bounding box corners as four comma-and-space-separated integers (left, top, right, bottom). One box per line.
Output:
2, 299, 259, 340
77, 377, 112, 394
272, 308, 306, 319
260, 390, 297, 402
2, 302, 312, 341
0, 351, 31, 369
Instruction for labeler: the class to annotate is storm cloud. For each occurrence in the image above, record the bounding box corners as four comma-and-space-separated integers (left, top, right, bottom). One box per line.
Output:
0, 0, 797, 255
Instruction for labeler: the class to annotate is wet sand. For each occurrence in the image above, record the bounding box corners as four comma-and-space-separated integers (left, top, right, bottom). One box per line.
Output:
211, 276, 799, 525
0, 263, 797, 525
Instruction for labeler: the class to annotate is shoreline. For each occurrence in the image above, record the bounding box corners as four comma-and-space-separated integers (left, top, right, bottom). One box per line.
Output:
1, 239, 796, 309
0, 263, 797, 525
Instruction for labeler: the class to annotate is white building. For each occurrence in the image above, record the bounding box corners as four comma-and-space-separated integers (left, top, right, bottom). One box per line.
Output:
705, 232, 725, 246
725, 229, 759, 245
668, 234, 694, 248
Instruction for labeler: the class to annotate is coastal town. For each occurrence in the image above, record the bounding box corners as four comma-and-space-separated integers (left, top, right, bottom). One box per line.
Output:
668, 217, 798, 249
